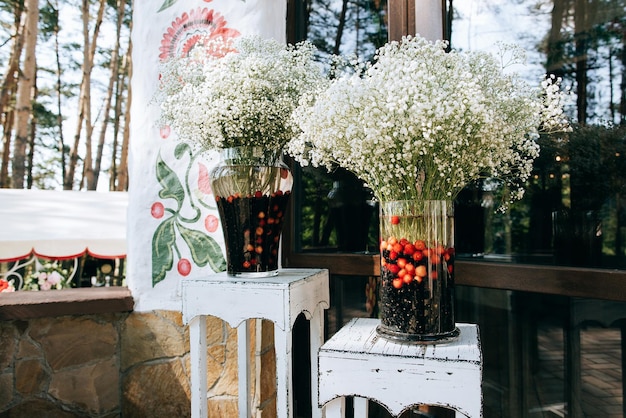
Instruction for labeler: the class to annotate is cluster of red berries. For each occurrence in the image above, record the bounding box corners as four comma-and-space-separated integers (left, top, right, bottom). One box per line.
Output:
216, 190, 290, 273
380, 236, 454, 289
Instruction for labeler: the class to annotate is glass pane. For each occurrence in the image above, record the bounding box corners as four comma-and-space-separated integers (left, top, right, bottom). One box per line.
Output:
293, 0, 388, 254
451, 1, 626, 269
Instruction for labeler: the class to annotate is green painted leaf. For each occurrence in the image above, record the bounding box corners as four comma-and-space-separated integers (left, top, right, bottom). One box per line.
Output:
174, 142, 191, 159
152, 218, 176, 286
156, 154, 185, 210
177, 223, 227, 273
157, 0, 177, 13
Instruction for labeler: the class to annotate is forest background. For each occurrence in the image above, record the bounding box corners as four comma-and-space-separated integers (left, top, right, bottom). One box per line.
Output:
1, 0, 625, 192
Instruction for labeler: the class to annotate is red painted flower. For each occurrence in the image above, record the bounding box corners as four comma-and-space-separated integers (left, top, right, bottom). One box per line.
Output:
197, 162, 212, 195
151, 202, 165, 219
159, 8, 241, 61
204, 214, 219, 233
160, 125, 171, 139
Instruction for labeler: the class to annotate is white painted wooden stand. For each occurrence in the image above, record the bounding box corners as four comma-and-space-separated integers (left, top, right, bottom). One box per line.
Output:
182, 269, 330, 418
318, 318, 483, 418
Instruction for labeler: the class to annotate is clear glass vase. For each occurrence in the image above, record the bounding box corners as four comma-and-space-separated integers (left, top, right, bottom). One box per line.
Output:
210, 147, 293, 277
378, 200, 459, 342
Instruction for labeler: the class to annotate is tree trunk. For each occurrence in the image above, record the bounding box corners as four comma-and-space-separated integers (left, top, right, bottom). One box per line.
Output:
12, 0, 39, 189
334, 0, 349, 55
546, 0, 568, 79
0, 0, 24, 124
574, 0, 589, 125
51, 0, 66, 185
116, 35, 132, 192
26, 80, 37, 189
66, 0, 106, 190
619, 27, 626, 125
91, 0, 126, 190
1, 112, 15, 188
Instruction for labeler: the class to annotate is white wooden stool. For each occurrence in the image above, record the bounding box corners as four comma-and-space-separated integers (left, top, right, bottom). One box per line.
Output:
318, 318, 483, 417
182, 269, 330, 418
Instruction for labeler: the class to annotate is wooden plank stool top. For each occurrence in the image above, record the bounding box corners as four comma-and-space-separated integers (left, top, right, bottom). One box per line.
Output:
318, 318, 483, 417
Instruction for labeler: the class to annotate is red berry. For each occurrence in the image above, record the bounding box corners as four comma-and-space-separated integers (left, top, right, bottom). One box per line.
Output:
397, 258, 407, 269
392, 278, 403, 289
448, 265, 454, 274
414, 240, 426, 250
403, 243, 416, 256
390, 215, 400, 225
243, 261, 251, 269
254, 190, 263, 198
412, 251, 424, 262
402, 273, 413, 284
389, 251, 398, 261
177, 259, 191, 276
387, 264, 400, 275
415, 265, 427, 278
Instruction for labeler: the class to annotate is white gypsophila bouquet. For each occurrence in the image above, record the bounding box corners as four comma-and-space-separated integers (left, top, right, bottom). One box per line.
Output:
157, 35, 328, 157
288, 35, 570, 207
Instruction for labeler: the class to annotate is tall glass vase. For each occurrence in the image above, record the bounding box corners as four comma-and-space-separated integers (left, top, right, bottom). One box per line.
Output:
210, 147, 293, 277
378, 200, 458, 342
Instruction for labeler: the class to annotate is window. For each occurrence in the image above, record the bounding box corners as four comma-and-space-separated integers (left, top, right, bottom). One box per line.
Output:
285, 0, 626, 301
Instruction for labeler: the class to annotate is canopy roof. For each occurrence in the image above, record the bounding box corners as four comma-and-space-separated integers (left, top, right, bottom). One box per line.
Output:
0, 189, 127, 262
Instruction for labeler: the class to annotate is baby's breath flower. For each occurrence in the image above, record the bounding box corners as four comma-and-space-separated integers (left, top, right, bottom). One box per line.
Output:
288, 35, 570, 208
156, 36, 328, 154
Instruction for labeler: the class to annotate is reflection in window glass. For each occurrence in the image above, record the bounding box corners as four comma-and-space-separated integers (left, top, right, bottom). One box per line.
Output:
294, 0, 388, 253
451, 1, 626, 269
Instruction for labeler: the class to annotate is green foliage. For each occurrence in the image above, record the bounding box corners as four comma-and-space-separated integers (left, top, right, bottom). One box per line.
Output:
567, 124, 626, 211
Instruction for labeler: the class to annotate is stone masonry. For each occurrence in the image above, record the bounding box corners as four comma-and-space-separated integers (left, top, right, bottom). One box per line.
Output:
0, 311, 276, 417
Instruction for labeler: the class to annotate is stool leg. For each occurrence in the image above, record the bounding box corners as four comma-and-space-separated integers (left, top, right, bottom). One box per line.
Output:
238, 320, 251, 418
353, 397, 368, 417
311, 308, 324, 418
274, 324, 294, 418
189, 315, 208, 418
324, 397, 346, 418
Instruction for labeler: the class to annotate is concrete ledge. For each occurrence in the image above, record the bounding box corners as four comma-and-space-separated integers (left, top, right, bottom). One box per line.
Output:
0, 287, 134, 319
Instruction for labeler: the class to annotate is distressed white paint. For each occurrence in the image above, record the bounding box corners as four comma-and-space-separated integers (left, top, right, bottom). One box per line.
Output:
238, 320, 251, 417
182, 269, 330, 418
318, 318, 483, 418
189, 315, 208, 418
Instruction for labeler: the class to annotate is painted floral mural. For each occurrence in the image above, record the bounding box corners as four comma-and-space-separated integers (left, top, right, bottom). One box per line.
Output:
151, 7, 241, 286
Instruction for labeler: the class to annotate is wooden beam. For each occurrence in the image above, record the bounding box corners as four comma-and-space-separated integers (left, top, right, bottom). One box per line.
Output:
285, 252, 626, 302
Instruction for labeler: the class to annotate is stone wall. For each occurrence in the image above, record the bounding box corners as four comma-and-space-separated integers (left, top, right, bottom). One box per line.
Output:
0, 311, 276, 417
